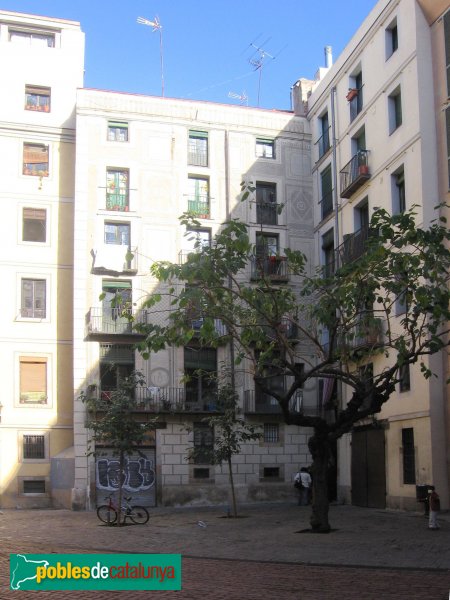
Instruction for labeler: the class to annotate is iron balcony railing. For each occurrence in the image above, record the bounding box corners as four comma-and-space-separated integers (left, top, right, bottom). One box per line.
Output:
250, 256, 290, 282
260, 317, 298, 341
316, 127, 331, 159
343, 317, 383, 351
90, 387, 223, 414
255, 201, 279, 225
243, 389, 306, 415
106, 191, 129, 211
340, 150, 370, 199
188, 148, 208, 167
187, 197, 210, 218
336, 227, 370, 265
85, 307, 148, 337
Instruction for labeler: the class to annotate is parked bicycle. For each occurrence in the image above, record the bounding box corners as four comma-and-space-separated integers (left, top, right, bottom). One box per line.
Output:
97, 493, 149, 525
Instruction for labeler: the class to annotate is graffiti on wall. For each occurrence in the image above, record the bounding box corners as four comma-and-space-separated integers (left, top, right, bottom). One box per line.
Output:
96, 455, 155, 492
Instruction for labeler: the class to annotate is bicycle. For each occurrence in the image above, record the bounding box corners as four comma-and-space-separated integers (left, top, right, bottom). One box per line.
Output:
97, 493, 149, 525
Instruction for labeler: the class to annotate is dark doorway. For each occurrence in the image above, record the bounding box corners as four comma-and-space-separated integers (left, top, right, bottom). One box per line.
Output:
351, 426, 386, 508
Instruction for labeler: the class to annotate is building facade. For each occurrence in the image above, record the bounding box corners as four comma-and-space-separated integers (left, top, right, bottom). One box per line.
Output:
0, 11, 84, 508
302, 0, 449, 510
72, 90, 314, 509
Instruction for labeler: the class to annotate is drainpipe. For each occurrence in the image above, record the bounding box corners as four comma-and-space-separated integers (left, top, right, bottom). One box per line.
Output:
330, 87, 340, 252
224, 130, 236, 392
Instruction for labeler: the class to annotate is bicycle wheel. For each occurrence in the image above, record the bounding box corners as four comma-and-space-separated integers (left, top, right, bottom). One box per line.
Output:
129, 505, 149, 524
97, 505, 118, 525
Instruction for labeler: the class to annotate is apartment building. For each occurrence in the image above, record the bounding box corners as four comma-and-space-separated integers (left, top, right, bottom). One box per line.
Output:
301, 0, 449, 510
0, 11, 84, 508
72, 90, 314, 509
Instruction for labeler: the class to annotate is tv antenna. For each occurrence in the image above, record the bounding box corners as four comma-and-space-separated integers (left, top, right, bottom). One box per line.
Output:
228, 90, 248, 106
137, 15, 164, 97
246, 37, 286, 107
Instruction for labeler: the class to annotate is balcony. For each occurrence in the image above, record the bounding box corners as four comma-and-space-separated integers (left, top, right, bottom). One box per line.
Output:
187, 197, 210, 219
250, 256, 290, 282
92, 246, 138, 274
340, 150, 370, 199
343, 317, 383, 352
255, 201, 280, 225
85, 307, 148, 339
243, 390, 305, 415
336, 226, 370, 265
106, 191, 129, 211
260, 317, 298, 342
88, 387, 223, 414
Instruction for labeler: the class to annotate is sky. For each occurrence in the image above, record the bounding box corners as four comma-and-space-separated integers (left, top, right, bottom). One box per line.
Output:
3, 0, 378, 110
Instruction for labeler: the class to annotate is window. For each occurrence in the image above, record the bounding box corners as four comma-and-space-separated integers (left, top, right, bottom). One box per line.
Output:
256, 138, 275, 159
23, 208, 46, 242
444, 10, 450, 96
106, 169, 129, 211
256, 182, 277, 225
256, 233, 279, 257
184, 348, 217, 409
23, 480, 46, 494
101, 282, 133, 334
193, 468, 210, 479
188, 131, 208, 166
263, 467, 280, 479
23, 434, 46, 459
21, 279, 46, 318
100, 343, 135, 398
395, 272, 408, 316
108, 121, 128, 142
399, 363, 410, 392
23, 143, 49, 177
402, 428, 416, 484
320, 165, 333, 220
322, 229, 335, 277
263, 423, 279, 443
19, 357, 47, 404
446, 107, 450, 190
391, 167, 405, 214
185, 228, 211, 252
349, 71, 363, 121
385, 19, 398, 59
9, 28, 55, 47
193, 422, 214, 464
25, 85, 50, 112
104, 222, 130, 246
187, 176, 209, 218
388, 87, 402, 133
317, 112, 330, 159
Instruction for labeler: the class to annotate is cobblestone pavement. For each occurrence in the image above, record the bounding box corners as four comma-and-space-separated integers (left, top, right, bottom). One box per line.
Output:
0, 503, 449, 599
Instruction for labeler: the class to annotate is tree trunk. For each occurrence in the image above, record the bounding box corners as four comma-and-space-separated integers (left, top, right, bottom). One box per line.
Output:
117, 450, 124, 527
308, 430, 331, 532
228, 455, 238, 517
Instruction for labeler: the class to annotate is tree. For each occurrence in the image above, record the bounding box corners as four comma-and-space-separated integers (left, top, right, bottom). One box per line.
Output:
80, 371, 157, 526
134, 206, 450, 532
186, 375, 261, 517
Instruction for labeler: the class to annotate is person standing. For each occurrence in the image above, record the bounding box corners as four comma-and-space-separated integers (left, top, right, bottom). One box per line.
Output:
294, 467, 312, 506
428, 486, 440, 530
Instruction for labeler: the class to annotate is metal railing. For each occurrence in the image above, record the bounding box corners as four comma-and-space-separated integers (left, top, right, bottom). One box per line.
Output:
86, 307, 148, 336
106, 191, 129, 211
336, 227, 370, 265
250, 256, 290, 282
340, 150, 370, 199
187, 197, 210, 218
243, 389, 305, 414
255, 202, 279, 225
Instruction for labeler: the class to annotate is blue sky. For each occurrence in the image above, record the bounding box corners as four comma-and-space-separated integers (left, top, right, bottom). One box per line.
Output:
4, 0, 378, 110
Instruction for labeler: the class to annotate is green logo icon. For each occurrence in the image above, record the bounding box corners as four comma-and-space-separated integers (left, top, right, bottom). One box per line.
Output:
10, 553, 182, 590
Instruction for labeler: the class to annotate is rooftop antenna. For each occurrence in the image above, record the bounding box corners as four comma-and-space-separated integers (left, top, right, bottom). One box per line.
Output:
247, 38, 286, 107
137, 15, 164, 97
228, 90, 248, 106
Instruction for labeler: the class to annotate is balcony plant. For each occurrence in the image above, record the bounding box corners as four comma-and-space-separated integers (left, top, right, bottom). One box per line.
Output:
346, 88, 358, 101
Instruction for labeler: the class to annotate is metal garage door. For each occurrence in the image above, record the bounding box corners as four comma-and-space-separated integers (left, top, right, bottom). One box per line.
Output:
95, 447, 156, 507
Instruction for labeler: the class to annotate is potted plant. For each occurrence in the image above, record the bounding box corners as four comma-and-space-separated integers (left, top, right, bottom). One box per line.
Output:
346, 88, 358, 102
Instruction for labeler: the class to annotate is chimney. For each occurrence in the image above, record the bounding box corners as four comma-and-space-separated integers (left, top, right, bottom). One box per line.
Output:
324, 46, 333, 68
